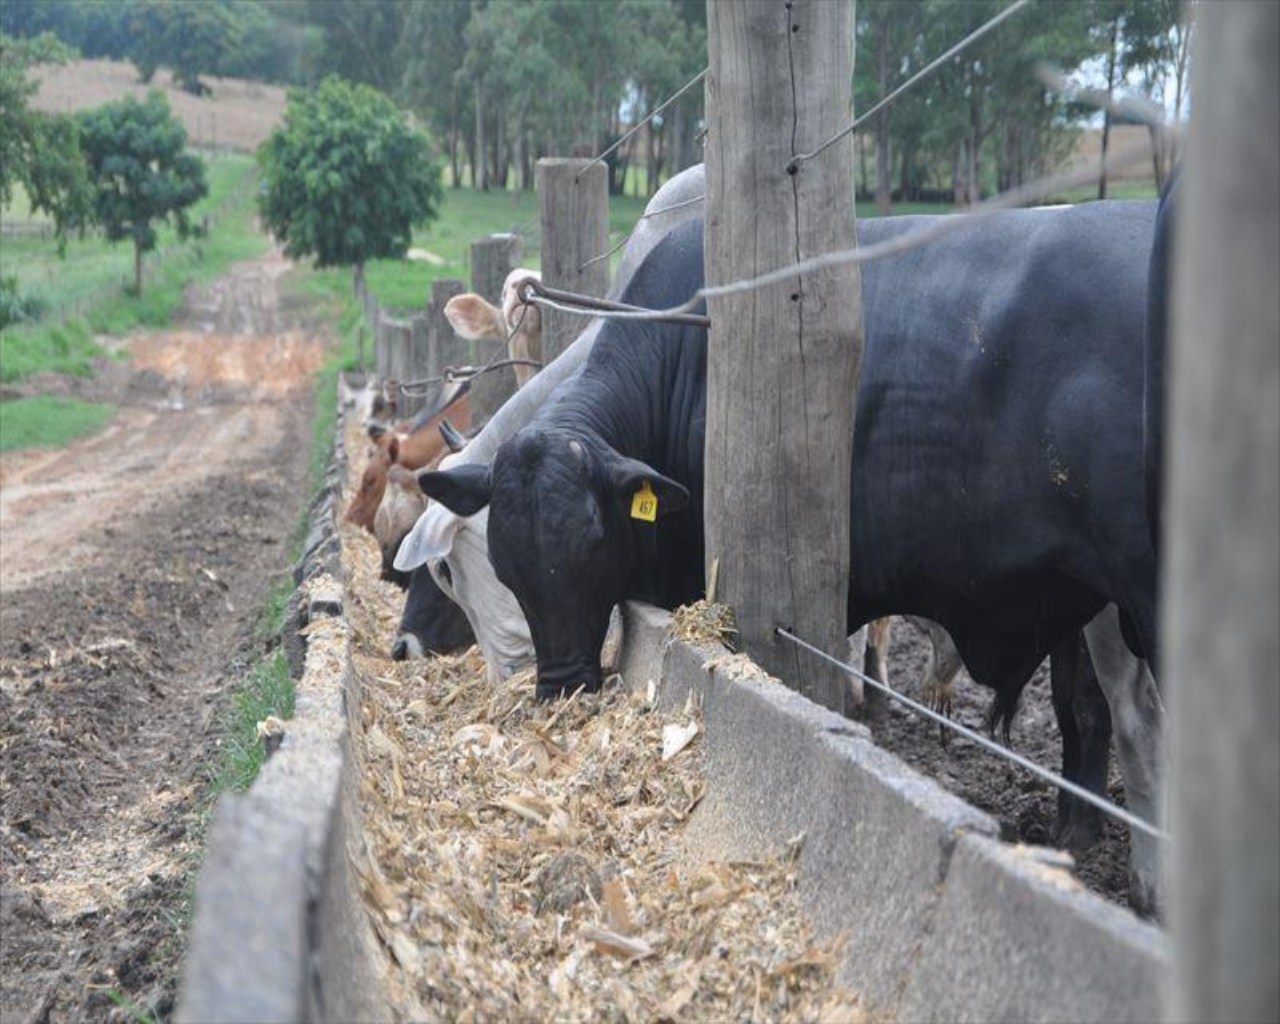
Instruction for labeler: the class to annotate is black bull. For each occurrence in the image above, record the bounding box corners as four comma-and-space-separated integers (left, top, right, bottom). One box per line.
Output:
421, 205, 1159, 723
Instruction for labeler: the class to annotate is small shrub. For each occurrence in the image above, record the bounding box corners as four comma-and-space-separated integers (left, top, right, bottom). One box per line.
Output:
0, 276, 48, 330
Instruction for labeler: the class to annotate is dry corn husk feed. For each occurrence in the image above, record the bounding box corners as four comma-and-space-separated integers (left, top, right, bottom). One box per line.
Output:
340, 419, 864, 1022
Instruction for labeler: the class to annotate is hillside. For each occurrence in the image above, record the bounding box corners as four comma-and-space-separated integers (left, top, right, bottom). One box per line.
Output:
30, 59, 287, 153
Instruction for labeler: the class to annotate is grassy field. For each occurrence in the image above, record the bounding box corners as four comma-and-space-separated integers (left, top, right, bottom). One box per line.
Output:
0, 396, 116, 452
31, 59, 286, 154
350, 186, 650, 314
0, 153, 266, 384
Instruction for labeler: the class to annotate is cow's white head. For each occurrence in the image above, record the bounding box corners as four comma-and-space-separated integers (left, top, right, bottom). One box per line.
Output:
396, 503, 534, 684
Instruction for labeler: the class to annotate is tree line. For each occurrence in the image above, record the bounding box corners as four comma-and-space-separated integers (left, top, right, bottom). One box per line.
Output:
3, 1, 1189, 205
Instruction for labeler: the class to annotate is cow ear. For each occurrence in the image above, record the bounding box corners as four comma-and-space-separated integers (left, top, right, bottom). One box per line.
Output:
418, 463, 492, 516
608, 456, 689, 520
444, 294, 505, 340
394, 504, 462, 572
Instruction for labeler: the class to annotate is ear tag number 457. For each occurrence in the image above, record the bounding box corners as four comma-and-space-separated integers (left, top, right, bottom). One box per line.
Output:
631, 481, 658, 522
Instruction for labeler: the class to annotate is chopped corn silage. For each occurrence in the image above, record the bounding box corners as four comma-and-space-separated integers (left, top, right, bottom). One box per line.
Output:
339, 421, 864, 1022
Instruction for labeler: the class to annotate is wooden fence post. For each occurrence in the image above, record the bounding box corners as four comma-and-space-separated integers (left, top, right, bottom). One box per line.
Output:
408, 313, 430, 413
537, 157, 609, 364
400, 320, 418, 416
703, 0, 862, 715
428, 278, 468, 412
1167, 3, 1279, 1020
375, 312, 389, 384
469, 235, 522, 423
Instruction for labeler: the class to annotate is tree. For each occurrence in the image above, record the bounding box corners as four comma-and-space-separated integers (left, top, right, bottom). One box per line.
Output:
129, 0, 241, 95
257, 76, 442, 289
78, 91, 208, 296
1121, 0, 1192, 190
0, 32, 92, 238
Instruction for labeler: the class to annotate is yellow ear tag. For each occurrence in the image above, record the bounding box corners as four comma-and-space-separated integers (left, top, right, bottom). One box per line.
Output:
630, 481, 658, 522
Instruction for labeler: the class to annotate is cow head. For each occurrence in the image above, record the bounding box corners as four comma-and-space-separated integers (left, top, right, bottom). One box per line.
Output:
417, 428, 688, 699
396, 503, 534, 684
373, 463, 426, 585
344, 443, 394, 532
391, 565, 476, 661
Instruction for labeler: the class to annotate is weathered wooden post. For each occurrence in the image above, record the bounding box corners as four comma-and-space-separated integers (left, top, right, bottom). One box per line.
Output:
536, 157, 609, 364
472, 233, 523, 302
374, 312, 390, 386
394, 320, 419, 414
703, 0, 862, 714
469, 235, 522, 422
385, 316, 412, 419
410, 313, 429, 392
1167, 3, 1279, 1020
426, 279, 467, 414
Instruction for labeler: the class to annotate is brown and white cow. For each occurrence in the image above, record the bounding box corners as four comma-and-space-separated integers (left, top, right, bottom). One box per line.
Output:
344, 384, 473, 536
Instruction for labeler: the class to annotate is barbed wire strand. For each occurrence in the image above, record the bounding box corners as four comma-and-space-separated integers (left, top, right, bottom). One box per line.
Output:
788, 0, 1035, 174
775, 627, 1167, 841
519, 138, 1154, 328
577, 68, 709, 182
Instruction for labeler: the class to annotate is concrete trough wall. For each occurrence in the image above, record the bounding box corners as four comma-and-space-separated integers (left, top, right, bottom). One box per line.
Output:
177, 393, 1167, 1019
619, 602, 1168, 1023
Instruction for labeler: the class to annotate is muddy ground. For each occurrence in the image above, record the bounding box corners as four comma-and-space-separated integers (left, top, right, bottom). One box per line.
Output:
0, 252, 329, 1022
871, 620, 1131, 906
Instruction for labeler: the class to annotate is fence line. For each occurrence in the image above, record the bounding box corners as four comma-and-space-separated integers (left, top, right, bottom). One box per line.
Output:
774, 627, 1168, 842
521, 138, 1153, 329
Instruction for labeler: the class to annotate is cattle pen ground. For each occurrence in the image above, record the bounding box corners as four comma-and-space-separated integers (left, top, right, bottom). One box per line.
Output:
0, 251, 330, 1020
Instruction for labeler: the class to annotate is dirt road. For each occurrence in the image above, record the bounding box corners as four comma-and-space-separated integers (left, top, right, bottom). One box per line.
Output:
1, 252, 330, 1021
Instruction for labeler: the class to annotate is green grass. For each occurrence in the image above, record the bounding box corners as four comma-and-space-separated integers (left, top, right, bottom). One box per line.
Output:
360, 185, 649, 314
0, 153, 268, 383
210, 649, 295, 793
0, 318, 101, 382
1045, 180, 1160, 204
0, 395, 115, 452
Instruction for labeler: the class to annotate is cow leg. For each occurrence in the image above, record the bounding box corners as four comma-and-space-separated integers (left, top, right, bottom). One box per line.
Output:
1049, 631, 1112, 853
859, 617, 893, 721
1084, 604, 1165, 918
905, 616, 962, 718
845, 626, 867, 711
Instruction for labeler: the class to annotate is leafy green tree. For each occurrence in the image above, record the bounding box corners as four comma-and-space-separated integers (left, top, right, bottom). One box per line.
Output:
0, 32, 92, 238
78, 91, 208, 295
129, 0, 241, 94
257, 76, 443, 289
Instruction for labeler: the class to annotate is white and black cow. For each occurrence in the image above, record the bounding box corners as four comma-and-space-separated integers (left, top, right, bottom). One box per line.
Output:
419, 205, 1164, 911
392, 165, 711, 678
390, 564, 476, 661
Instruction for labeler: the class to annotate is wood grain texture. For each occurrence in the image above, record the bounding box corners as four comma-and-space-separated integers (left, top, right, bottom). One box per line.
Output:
469, 235, 522, 420
537, 158, 610, 364
704, 0, 862, 714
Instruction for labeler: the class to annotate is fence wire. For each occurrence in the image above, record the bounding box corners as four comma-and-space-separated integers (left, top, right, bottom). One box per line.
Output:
775, 627, 1168, 842
519, 137, 1154, 329
577, 68, 709, 182
788, 0, 1035, 173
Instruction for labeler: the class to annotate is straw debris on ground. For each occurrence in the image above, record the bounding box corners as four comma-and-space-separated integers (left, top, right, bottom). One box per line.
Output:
338, 420, 863, 1022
